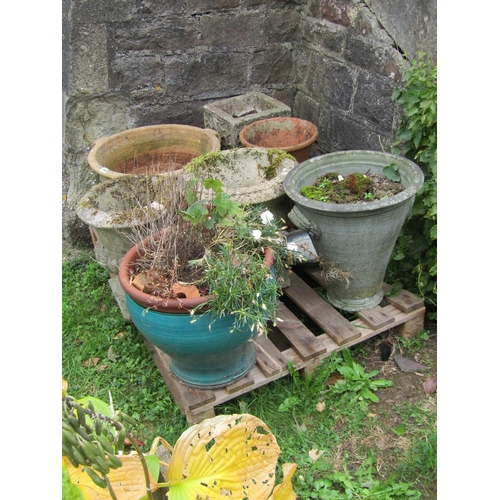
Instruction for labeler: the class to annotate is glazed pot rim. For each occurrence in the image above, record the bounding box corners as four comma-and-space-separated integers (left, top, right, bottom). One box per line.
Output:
118, 228, 274, 313
239, 117, 319, 152
283, 150, 425, 214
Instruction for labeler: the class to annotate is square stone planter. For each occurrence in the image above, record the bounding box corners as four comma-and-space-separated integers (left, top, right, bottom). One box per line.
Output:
203, 92, 291, 148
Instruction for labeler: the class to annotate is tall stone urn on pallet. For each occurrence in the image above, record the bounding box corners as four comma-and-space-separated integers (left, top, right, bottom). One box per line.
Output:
283, 150, 424, 312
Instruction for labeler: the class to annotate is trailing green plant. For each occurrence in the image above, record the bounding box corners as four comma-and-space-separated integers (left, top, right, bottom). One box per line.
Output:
387, 52, 437, 318
122, 174, 296, 335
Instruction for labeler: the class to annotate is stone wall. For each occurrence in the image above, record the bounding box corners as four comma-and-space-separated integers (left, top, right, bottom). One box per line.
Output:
62, 0, 436, 250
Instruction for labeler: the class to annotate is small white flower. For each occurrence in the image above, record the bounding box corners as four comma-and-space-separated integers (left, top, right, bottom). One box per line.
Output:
252, 229, 262, 240
148, 201, 164, 211
287, 242, 298, 251
262, 303, 267, 310
338, 174, 344, 181
260, 210, 274, 224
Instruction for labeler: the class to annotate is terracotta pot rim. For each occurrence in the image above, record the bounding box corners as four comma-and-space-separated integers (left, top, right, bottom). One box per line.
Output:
118, 228, 274, 313
239, 117, 319, 152
88, 124, 221, 180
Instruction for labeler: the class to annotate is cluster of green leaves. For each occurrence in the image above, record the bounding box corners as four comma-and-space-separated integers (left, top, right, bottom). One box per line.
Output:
387, 52, 437, 318
181, 177, 291, 333
326, 350, 394, 408
182, 177, 243, 228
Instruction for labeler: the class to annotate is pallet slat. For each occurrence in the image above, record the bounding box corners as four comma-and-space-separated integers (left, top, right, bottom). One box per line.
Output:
275, 302, 326, 360
147, 272, 426, 423
283, 272, 361, 346
359, 305, 395, 329
255, 334, 289, 376
382, 283, 425, 312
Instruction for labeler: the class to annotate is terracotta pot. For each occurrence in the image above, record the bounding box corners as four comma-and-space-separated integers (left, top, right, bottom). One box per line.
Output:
88, 124, 221, 182
239, 117, 319, 163
118, 232, 274, 388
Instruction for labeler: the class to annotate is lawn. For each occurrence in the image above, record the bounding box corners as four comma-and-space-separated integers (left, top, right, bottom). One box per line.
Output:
62, 248, 437, 499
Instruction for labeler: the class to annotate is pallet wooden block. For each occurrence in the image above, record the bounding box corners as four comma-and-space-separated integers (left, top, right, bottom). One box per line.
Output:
147, 269, 426, 424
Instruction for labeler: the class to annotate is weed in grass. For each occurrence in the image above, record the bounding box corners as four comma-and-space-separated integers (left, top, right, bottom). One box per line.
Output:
397, 329, 430, 354
294, 450, 422, 499
391, 401, 437, 485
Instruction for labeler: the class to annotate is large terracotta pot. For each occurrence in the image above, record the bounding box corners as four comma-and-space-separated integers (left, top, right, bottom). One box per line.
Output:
88, 124, 221, 182
283, 150, 424, 312
118, 231, 274, 388
239, 117, 318, 163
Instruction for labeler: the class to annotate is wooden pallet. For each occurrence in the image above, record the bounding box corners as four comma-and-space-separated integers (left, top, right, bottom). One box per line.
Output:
146, 268, 425, 424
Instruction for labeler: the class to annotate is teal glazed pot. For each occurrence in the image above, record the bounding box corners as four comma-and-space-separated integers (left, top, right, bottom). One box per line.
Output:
124, 295, 257, 388
283, 150, 424, 312
118, 232, 273, 388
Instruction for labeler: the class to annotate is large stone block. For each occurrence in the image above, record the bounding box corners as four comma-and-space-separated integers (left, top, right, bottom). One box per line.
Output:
363, 0, 437, 61
265, 10, 302, 43
114, 17, 197, 51
200, 12, 266, 48
353, 71, 395, 131
203, 92, 291, 148
318, 108, 392, 152
164, 52, 249, 97
111, 51, 164, 91
250, 47, 294, 85
69, 24, 109, 94
306, 52, 353, 111
69, 0, 137, 23
301, 18, 345, 54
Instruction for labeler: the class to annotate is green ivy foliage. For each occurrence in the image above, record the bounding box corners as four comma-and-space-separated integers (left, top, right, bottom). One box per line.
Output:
387, 52, 437, 319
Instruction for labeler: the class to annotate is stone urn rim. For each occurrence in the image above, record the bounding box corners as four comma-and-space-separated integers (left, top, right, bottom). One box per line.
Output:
185, 147, 298, 204
76, 174, 169, 230
283, 150, 424, 214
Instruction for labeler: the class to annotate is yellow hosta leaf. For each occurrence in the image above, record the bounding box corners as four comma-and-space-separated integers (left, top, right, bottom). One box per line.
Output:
63, 455, 158, 500
269, 463, 298, 500
166, 413, 281, 499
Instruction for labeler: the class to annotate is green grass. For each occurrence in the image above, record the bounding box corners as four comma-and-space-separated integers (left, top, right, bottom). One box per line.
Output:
62, 251, 187, 444
62, 249, 436, 498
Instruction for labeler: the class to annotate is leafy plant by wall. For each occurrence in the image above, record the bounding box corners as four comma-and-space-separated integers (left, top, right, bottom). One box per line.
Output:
387, 52, 437, 319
